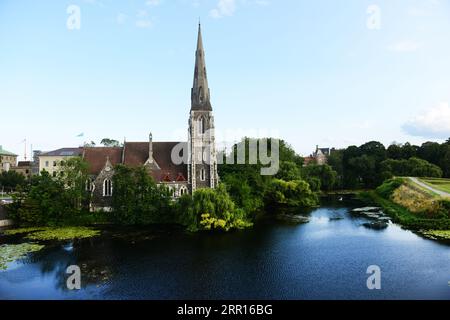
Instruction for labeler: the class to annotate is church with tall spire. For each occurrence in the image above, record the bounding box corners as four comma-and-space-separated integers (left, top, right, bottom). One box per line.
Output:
81, 24, 218, 211
188, 23, 218, 192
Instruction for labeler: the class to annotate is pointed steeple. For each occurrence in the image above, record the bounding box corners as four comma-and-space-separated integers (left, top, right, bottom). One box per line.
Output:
191, 23, 212, 111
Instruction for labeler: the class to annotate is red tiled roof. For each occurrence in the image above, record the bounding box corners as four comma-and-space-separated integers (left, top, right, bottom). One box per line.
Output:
124, 142, 188, 182
83, 147, 123, 174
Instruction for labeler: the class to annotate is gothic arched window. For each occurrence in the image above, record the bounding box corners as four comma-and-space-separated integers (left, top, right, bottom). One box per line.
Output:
199, 87, 204, 104
86, 178, 95, 192
198, 116, 205, 135
103, 179, 113, 197
200, 168, 206, 181
180, 186, 188, 196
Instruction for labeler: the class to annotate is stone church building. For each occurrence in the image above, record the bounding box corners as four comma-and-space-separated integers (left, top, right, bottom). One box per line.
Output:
83, 24, 218, 211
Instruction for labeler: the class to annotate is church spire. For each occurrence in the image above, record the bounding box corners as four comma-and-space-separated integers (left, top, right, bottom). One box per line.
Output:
191, 23, 212, 111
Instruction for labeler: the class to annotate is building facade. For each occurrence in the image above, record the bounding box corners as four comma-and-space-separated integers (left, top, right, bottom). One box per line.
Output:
84, 24, 218, 211
0, 146, 18, 173
12, 161, 32, 178
38, 148, 83, 177
304, 145, 335, 166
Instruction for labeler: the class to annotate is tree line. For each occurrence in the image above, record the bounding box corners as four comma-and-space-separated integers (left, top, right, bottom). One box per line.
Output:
328, 139, 450, 189
5, 137, 449, 231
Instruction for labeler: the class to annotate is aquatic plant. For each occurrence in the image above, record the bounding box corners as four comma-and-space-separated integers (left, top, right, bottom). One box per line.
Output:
420, 230, 450, 240
0, 243, 44, 270
3, 227, 45, 236
25, 227, 100, 241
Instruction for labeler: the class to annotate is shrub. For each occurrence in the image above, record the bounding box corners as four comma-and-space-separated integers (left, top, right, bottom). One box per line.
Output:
183, 184, 252, 232
264, 179, 318, 208
375, 178, 404, 198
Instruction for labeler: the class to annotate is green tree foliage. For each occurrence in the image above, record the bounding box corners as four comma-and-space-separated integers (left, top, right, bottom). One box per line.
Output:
177, 184, 252, 232
327, 150, 344, 189
276, 161, 302, 181
7, 158, 92, 225
219, 138, 317, 215
327, 139, 450, 189
9, 171, 77, 225
59, 157, 91, 210
380, 157, 443, 178
302, 164, 337, 191
84, 141, 96, 147
100, 138, 121, 147
375, 178, 404, 198
264, 179, 318, 208
0, 171, 26, 192
111, 165, 173, 225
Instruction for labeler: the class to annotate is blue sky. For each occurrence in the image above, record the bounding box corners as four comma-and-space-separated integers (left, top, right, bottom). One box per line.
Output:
1, 0, 450, 160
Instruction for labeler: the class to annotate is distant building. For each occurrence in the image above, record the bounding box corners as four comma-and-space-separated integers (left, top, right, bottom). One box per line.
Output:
31, 150, 42, 175
38, 147, 83, 177
304, 145, 335, 166
0, 146, 18, 173
12, 161, 32, 178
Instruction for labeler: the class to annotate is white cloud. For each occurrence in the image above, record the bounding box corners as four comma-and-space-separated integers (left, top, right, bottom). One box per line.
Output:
388, 40, 422, 53
135, 9, 153, 28
209, 0, 236, 19
145, 0, 160, 6
116, 13, 128, 25
254, 0, 269, 6
136, 19, 153, 28
403, 103, 450, 139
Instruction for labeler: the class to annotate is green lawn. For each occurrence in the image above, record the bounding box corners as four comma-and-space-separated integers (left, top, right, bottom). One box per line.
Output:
420, 178, 450, 194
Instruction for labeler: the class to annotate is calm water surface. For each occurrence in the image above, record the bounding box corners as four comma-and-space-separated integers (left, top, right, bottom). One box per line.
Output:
1, 196, 450, 300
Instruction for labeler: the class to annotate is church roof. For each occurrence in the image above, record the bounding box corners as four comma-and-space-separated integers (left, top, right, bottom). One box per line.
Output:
83, 147, 123, 175
191, 23, 212, 111
82, 143, 188, 183
124, 142, 188, 182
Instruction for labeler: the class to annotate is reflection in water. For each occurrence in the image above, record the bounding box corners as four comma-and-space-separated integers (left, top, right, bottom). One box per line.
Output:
1, 195, 450, 300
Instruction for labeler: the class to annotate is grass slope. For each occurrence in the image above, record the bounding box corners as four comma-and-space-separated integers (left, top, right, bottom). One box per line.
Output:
420, 178, 450, 194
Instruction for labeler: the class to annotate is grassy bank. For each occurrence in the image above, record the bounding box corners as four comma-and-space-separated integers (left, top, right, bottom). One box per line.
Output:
359, 177, 450, 240
359, 191, 450, 231
420, 178, 450, 194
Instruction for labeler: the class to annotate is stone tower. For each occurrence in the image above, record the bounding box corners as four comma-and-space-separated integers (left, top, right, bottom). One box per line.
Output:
188, 23, 218, 193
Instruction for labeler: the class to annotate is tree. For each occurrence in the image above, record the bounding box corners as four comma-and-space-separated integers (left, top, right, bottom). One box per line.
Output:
387, 144, 403, 160
264, 179, 318, 208
10, 171, 74, 225
302, 164, 337, 191
8, 158, 92, 225
112, 165, 173, 225
0, 171, 26, 192
407, 157, 442, 178
381, 157, 443, 178
401, 142, 418, 159
418, 142, 441, 166
276, 161, 302, 181
439, 145, 450, 178
348, 154, 377, 188
59, 157, 90, 211
327, 150, 344, 188
359, 141, 387, 163
100, 138, 121, 147
84, 141, 96, 147
186, 184, 251, 231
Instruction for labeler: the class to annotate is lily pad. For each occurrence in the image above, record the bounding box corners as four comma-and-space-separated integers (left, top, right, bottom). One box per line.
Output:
0, 243, 44, 270
3, 227, 45, 236
25, 227, 101, 241
420, 230, 450, 240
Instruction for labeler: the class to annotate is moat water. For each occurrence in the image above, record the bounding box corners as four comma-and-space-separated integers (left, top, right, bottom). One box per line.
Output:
1, 195, 450, 300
